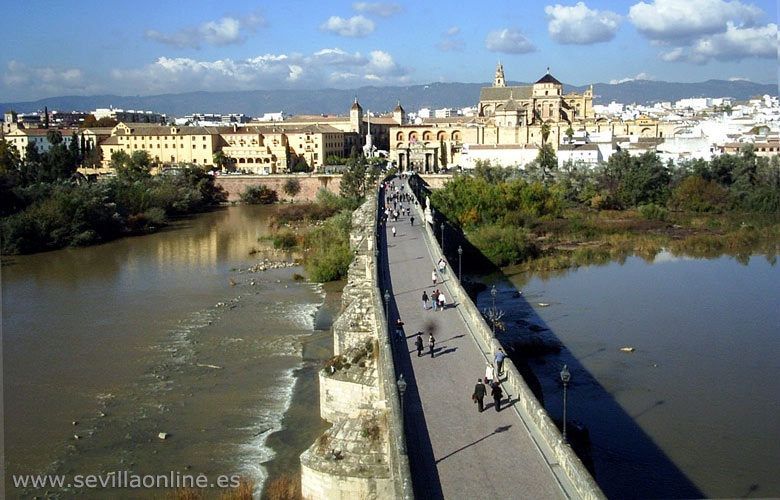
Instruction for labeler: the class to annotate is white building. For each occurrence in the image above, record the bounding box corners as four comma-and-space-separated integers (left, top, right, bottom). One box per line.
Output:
460, 143, 539, 169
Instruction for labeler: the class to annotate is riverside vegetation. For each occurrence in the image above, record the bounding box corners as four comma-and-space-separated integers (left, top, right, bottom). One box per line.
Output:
253, 150, 382, 283
0, 138, 227, 254
429, 145, 780, 269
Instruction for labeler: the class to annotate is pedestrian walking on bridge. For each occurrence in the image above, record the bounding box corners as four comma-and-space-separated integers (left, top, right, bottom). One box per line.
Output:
473, 378, 486, 413
491, 381, 503, 412
428, 332, 436, 358
415, 332, 424, 357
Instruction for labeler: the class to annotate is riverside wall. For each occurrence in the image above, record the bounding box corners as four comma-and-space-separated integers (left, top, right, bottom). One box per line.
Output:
413, 178, 606, 500
215, 174, 341, 202
215, 173, 450, 203
299, 189, 413, 500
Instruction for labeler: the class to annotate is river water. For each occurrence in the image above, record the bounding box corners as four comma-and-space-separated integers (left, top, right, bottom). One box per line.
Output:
480, 252, 780, 499
2, 205, 337, 498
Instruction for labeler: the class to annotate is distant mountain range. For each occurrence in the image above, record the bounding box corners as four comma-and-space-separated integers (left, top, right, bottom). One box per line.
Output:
2, 79, 776, 118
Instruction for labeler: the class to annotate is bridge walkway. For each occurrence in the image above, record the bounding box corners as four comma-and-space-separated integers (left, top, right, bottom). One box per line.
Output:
379, 176, 577, 500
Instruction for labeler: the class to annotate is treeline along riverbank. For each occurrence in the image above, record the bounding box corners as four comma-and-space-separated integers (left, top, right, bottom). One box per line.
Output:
0, 144, 227, 254
427, 147, 780, 270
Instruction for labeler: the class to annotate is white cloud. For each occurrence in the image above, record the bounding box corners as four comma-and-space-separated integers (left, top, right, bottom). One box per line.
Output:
660, 22, 777, 63
320, 15, 376, 37
485, 28, 536, 54
545, 2, 622, 44
3, 61, 93, 98
311, 48, 368, 66
352, 2, 403, 18
437, 26, 465, 52
609, 72, 651, 84
629, 0, 765, 41
105, 49, 412, 95
146, 10, 266, 49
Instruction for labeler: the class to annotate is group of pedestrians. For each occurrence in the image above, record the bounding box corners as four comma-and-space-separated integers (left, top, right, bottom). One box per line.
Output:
385, 176, 511, 418
422, 289, 446, 311
414, 331, 436, 358
472, 348, 507, 412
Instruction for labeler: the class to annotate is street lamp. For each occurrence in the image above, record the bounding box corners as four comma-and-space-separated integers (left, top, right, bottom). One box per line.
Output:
440, 223, 445, 250
384, 290, 390, 327
490, 285, 498, 335
457, 245, 463, 281
560, 364, 571, 443
397, 374, 407, 411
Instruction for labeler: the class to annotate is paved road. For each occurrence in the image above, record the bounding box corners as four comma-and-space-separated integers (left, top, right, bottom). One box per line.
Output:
379, 176, 569, 500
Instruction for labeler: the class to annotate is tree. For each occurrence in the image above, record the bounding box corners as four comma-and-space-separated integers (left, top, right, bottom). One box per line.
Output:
541, 122, 551, 144
528, 143, 557, 185
44, 106, 49, 128
340, 153, 369, 201
565, 126, 574, 143
69, 132, 82, 165
46, 129, 63, 146
290, 156, 310, 173
0, 140, 22, 176
111, 150, 152, 181
80, 114, 98, 128
212, 150, 230, 171
439, 138, 448, 170
283, 177, 301, 198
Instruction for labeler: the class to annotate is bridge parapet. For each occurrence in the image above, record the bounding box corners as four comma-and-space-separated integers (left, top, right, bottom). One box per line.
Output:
300, 187, 412, 500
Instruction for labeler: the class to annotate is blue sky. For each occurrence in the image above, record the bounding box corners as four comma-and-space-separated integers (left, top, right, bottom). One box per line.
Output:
1, 0, 777, 101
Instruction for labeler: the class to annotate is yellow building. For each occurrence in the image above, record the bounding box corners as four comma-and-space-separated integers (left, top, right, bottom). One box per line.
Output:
98, 122, 227, 172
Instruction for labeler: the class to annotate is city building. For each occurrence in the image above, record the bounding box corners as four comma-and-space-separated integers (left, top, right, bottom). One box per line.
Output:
389, 63, 673, 172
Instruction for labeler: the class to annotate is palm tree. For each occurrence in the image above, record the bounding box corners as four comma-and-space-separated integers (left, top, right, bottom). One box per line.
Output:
541, 123, 551, 144
46, 129, 63, 146
212, 150, 230, 172
565, 126, 574, 144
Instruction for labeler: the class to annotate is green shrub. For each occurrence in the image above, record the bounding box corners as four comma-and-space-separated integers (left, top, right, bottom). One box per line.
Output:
273, 232, 299, 249
303, 210, 354, 282
239, 185, 278, 204
466, 224, 538, 266
638, 203, 668, 221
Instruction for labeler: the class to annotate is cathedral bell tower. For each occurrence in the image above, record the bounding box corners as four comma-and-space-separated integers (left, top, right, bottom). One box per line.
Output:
349, 97, 363, 134
493, 61, 506, 88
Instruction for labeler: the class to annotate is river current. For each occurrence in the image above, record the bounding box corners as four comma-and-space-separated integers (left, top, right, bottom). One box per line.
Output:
480, 252, 780, 499
2, 205, 336, 498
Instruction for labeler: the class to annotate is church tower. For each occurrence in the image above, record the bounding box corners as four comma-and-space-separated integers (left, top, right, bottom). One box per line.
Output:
493, 61, 506, 88
393, 100, 406, 125
349, 97, 363, 134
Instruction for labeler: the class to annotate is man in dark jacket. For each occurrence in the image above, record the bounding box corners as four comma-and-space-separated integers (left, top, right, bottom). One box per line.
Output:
473, 378, 486, 412
491, 381, 503, 412
415, 332, 424, 357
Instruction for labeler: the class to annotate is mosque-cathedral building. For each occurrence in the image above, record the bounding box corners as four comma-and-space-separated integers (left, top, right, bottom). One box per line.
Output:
389, 62, 673, 172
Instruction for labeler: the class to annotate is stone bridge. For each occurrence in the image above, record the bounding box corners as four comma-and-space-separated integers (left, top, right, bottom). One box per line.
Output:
299, 175, 603, 499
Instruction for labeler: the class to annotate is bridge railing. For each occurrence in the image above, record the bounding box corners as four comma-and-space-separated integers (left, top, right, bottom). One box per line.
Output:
409, 175, 605, 500
373, 181, 414, 499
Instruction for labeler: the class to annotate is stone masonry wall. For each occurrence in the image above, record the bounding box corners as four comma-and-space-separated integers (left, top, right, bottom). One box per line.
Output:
215, 174, 341, 202
300, 190, 411, 500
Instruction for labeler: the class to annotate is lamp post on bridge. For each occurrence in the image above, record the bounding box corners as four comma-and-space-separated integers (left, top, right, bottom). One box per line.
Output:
560, 364, 571, 444
397, 374, 408, 454
440, 223, 445, 251
384, 290, 391, 332
490, 285, 497, 336
397, 374, 407, 412
457, 245, 463, 281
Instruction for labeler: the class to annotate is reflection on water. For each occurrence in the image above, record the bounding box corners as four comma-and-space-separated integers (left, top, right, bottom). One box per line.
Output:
2, 205, 323, 498
486, 253, 780, 498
